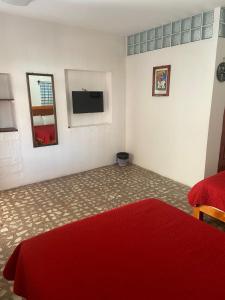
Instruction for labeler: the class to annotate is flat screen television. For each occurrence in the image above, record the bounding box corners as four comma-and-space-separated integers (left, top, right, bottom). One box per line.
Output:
72, 91, 104, 114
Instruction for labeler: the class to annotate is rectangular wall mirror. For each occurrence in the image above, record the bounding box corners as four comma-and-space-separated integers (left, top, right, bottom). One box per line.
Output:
26, 73, 58, 147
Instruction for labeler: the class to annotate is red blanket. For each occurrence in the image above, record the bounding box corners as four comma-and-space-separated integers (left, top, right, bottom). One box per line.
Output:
3, 199, 225, 300
34, 125, 56, 145
188, 171, 225, 211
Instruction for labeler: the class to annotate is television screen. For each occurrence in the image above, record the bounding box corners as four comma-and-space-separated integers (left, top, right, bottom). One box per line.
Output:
72, 91, 104, 114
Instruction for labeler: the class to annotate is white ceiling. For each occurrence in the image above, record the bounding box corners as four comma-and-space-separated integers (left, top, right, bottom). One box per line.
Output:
0, 0, 224, 35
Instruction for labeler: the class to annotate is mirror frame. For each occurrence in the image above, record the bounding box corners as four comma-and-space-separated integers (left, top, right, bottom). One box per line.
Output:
26, 72, 59, 148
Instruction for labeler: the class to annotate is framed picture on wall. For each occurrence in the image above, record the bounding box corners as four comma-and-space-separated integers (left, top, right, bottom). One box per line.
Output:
152, 65, 171, 96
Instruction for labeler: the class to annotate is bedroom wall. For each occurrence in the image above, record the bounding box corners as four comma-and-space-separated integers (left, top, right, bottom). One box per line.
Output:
0, 12, 126, 190
125, 13, 219, 186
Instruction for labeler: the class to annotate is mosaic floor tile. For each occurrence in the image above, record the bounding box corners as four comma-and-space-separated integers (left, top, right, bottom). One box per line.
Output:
0, 164, 224, 299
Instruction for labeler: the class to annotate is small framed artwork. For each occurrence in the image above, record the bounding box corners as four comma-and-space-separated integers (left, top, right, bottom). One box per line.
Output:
152, 65, 171, 96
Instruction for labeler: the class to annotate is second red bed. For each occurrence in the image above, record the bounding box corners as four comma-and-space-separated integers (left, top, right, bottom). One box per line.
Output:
188, 171, 225, 222
188, 170, 225, 211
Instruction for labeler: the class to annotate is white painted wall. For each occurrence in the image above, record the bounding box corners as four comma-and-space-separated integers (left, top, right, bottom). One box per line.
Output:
0, 12, 125, 190
0, 9, 222, 190
205, 37, 225, 177
126, 37, 218, 186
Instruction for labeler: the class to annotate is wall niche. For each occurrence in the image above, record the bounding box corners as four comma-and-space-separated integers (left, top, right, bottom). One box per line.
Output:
65, 69, 112, 128
0, 73, 17, 132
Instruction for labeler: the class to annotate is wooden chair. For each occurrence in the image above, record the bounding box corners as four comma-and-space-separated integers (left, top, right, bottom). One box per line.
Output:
193, 205, 225, 223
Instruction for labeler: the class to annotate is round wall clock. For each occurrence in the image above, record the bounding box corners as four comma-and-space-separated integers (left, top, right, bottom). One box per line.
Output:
217, 63, 225, 82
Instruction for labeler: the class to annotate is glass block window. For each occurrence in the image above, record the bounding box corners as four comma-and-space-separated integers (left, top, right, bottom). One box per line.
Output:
155, 38, 162, 49
220, 7, 225, 24
181, 18, 191, 31
220, 8, 225, 38
191, 28, 201, 42
172, 21, 181, 34
181, 30, 191, 44
134, 33, 140, 44
127, 45, 134, 55
128, 35, 134, 45
127, 9, 214, 56
171, 33, 181, 46
163, 36, 171, 48
147, 40, 155, 51
202, 25, 213, 39
203, 11, 214, 26
192, 14, 202, 28
38, 81, 53, 105
140, 42, 147, 53
155, 26, 163, 38
134, 44, 140, 54
140, 31, 147, 43
219, 23, 225, 38
147, 29, 155, 40
163, 24, 172, 36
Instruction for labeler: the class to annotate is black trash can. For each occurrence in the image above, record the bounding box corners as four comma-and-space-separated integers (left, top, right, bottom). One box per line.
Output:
116, 152, 129, 167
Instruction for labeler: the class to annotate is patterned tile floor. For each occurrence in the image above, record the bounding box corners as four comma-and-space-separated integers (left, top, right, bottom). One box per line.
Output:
0, 164, 225, 299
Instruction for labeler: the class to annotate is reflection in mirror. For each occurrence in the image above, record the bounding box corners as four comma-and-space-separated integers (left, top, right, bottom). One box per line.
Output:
26, 73, 58, 147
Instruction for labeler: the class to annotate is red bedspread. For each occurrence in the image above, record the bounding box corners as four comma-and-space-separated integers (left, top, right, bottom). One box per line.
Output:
34, 125, 56, 145
3, 199, 225, 300
188, 171, 225, 211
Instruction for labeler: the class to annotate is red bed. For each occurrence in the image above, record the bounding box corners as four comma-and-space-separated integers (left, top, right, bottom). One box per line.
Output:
4, 199, 225, 300
188, 171, 225, 222
33, 124, 56, 145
